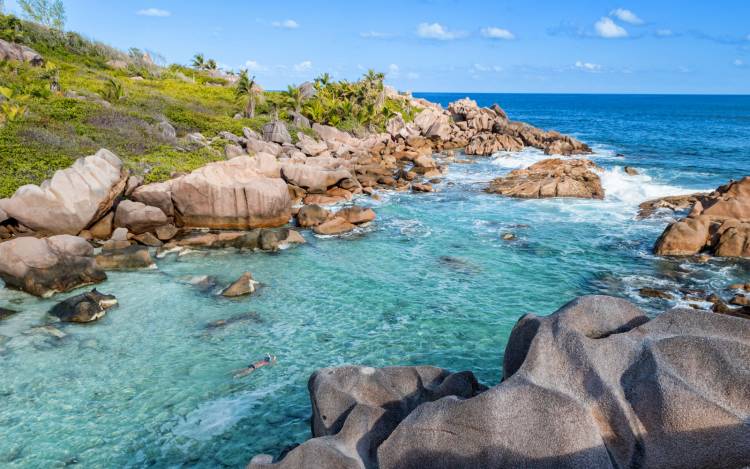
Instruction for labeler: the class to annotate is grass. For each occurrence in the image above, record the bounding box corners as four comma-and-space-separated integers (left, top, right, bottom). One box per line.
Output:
0, 13, 415, 198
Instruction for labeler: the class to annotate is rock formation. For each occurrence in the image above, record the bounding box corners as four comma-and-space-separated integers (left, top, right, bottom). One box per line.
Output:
654, 177, 750, 257
49, 289, 117, 323
487, 158, 604, 199
0, 235, 105, 297
0, 149, 128, 235
251, 295, 750, 469
0, 38, 44, 66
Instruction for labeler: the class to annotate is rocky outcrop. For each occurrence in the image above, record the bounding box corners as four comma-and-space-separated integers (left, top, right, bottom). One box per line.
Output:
0, 235, 105, 297
249, 366, 483, 469
465, 133, 523, 155
95, 245, 155, 270
49, 289, 117, 323
655, 177, 750, 257
487, 158, 604, 199
0, 38, 44, 66
253, 295, 750, 469
159, 156, 291, 229
0, 149, 128, 235
163, 228, 301, 252
638, 192, 709, 219
281, 164, 353, 194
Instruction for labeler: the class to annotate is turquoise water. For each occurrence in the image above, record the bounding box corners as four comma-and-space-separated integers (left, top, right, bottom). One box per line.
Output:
1, 94, 749, 467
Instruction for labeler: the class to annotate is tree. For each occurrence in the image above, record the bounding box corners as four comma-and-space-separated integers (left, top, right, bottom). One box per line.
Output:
314, 72, 331, 90
18, 0, 66, 30
206, 59, 217, 70
283, 85, 303, 112
191, 53, 205, 70
235, 69, 263, 118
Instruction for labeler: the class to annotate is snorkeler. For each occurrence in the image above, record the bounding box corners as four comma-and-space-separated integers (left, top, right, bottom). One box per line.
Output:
233, 354, 277, 378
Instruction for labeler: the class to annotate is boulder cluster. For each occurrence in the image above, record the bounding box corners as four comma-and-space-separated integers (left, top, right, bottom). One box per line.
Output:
249, 295, 750, 469
486, 158, 605, 199
0, 96, 590, 297
653, 177, 750, 257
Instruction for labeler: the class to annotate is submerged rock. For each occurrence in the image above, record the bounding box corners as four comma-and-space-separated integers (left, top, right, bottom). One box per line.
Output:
0, 236, 105, 297
49, 289, 117, 323
221, 272, 258, 297
0, 307, 18, 321
0, 149, 128, 235
95, 245, 155, 270
252, 295, 750, 469
486, 158, 604, 199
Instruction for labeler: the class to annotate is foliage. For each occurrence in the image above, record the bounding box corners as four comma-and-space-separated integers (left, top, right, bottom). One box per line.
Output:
18, 0, 65, 30
0, 86, 29, 127
235, 69, 264, 118
100, 78, 123, 103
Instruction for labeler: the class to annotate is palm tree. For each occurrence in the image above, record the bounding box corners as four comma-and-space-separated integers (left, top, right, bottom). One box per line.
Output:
283, 85, 303, 113
235, 70, 264, 118
192, 53, 205, 69
206, 59, 217, 70
314, 72, 332, 90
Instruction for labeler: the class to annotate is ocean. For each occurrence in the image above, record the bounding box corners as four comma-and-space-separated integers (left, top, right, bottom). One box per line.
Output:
0, 93, 748, 467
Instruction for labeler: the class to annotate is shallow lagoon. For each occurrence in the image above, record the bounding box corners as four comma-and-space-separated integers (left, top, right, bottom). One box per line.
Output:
1, 94, 749, 467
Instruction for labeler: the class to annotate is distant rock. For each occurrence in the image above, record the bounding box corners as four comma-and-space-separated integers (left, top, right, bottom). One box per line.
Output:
263, 120, 292, 145
465, 133, 524, 155
624, 166, 639, 176
0, 38, 44, 66
487, 158, 604, 199
0, 149, 128, 235
156, 121, 176, 140
49, 289, 117, 323
655, 177, 750, 257
0, 235, 105, 297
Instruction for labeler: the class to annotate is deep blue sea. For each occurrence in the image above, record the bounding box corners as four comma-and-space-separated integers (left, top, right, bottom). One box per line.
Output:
0, 94, 748, 468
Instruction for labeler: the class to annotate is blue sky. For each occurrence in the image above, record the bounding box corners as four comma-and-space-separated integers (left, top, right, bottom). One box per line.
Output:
4, 0, 750, 93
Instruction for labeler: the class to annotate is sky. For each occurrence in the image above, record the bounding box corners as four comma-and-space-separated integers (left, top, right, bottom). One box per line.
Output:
4, 0, 750, 93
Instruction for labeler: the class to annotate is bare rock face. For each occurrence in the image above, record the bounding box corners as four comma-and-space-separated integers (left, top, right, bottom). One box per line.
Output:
95, 245, 155, 270
248, 366, 483, 469
654, 177, 750, 257
0, 149, 128, 235
220, 272, 257, 297
168, 157, 292, 229
0, 235, 105, 297
296, 205, 330, 227
312, 218, 357, 235
336, 207, 376, 225
131, 182, 174, 218
487, 158, 604, 199
465, 133, 524, 155
0, 38, 44, 66
114, 200, 168, 234
252, 296, 750, 468
638, 192, 709, 219
296, 133, 328, 156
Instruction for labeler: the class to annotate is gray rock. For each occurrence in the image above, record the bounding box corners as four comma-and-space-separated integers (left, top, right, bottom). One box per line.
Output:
249, 366, 483, 469
49, 289, 117, 323
225, 143, 247, 159
299, 82, 316, 100
156, 121, 176, 140
254, 295, 750, 469
218, 131, 243, 144
186, 132, 208, 146
243, 127, 261, 141
262, 121, 292, 145
0, 38, 44, 66
95, 245, 155, 270
289, 111, 311, 129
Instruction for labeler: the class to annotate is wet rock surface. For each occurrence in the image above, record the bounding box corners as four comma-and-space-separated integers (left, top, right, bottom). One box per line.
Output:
486, 158, 604, 199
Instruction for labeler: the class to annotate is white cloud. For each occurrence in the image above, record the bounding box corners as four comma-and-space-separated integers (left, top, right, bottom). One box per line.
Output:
406, 72, 420, 80
734, 59, 745, 66
360, 31, 394, 39
272, 19, 299, 29
595, 17, 628, 38
481, 27, 514, 40
293, 60, 312, 72
610, 8, 643, 25
575, 60, 602, 72
417, 22, 464, 40
388, 64, 400, 77
137, 8, 171, 17
245, 60, 268, 72
656, 29, 673, 37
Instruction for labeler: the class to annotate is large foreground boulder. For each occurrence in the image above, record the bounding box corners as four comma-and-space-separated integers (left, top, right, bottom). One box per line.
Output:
655, 177, 750, 257
0, 149, 128, 235
487, 158, 604, 199
252, 295, 750, 468
249, 366, 483, 469
0, 236, 105, 297
168, 156, 291, 229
